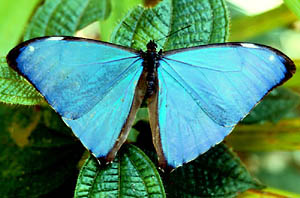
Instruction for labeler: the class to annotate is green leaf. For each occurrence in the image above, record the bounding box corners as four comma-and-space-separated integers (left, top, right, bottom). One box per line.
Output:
111, 0, 229, 50
3, 0, 112, 105
133, 127, 263, 197
24, 0, 111, 40
163, 0, 229, 50
0, 0, 40, 55
127, 108, 149, 142
0, 104, 84, 198
0, 57, 43, 105
74, 145, 166, 198
239, 187, 300, 198
134, 107, 149, 124
284, 0, 300, 20
163, 144, 262, 198
229, 4, 297, 41
111, 1, 170, 49
283, 59, 300, 88
227, 118, 300, 151
100, 0, 142, 42
242, 87, 300, 124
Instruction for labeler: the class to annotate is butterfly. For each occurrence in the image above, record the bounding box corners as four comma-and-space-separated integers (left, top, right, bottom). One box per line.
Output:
6, 36, 295, 169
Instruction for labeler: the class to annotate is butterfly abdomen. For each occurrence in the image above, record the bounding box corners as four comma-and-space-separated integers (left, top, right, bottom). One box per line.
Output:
146, 68, 156, 97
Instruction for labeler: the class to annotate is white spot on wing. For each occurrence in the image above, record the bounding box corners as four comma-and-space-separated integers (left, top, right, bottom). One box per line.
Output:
47, 37, 64, 41
29, 46, 35, 52
269, 55, 275, 61
241, 43, 259, 48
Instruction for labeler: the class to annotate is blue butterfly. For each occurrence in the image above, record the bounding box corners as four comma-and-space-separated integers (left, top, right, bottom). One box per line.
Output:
6, 36, 295, 169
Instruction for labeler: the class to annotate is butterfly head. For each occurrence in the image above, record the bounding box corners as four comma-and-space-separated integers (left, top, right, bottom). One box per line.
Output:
146, 40, 157, 52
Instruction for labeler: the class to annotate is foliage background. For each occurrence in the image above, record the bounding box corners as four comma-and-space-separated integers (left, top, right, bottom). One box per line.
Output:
0, 0, 300, 197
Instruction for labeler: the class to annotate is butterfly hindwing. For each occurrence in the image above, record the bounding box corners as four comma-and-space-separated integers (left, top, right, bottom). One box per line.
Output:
154, 43, 295, 168
156, 63, 233, 168
63, 62, 143, 160
7, 36, 144, 161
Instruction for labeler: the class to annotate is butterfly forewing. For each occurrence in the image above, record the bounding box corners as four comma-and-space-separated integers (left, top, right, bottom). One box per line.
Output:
7, 37, 140, 119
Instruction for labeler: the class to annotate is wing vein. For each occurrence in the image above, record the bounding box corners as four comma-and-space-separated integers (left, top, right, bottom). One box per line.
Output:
161, 59, 224, 125
61, 56, 140, 66
163, 57, 241, 72
72, 58, 142, 120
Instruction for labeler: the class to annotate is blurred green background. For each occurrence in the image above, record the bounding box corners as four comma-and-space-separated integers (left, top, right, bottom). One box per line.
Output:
1, 0, 300, 197
227, 0, 300, 195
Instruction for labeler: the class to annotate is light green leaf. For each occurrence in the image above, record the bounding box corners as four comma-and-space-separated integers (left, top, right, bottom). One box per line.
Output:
227, 118, 300, 151
100, 0, 142, 42
0, 57, 43, 105
74, 145, 165, 198
134, 107, 149, 124
239, 187, 300, 198
229, 4, 297, 41
4, 0, 111, 105
163, 144, 262, 198
284, 0, 300, 20
111, 0, 229, 50
24, 0, 111, 40
284, 59, 300, 88
127, 108, 149, 142
0, 0, 40, 55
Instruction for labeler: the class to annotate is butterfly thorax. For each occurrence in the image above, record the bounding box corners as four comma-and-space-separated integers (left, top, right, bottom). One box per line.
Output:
140, 40, 162, 98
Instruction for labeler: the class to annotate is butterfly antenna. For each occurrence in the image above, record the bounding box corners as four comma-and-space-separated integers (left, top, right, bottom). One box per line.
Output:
155, 24, 192, 42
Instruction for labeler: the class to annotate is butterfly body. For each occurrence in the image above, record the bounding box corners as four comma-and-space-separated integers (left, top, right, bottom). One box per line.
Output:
6, 36, 295, 170
140, 40, 162, 98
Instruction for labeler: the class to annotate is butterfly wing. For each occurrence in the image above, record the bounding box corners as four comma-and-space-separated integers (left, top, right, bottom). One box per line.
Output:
152, 43, 295, 168
6, 37, 144, 161
7, 37, 140, 119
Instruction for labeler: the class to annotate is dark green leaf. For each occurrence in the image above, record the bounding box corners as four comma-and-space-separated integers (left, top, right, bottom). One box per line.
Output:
0, 104, 84, 198
163, 144, 263, 198
242, 87, 300, 124
133, 124, 262, 197
74, 145, 165, 198
24, 0, 111, 40
0, 57, 43, 105
111, 0, 229, 50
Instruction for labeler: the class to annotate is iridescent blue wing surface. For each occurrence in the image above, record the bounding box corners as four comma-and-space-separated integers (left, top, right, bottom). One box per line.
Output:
152, 43, 295, 168
6, 37, 144, 161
